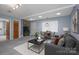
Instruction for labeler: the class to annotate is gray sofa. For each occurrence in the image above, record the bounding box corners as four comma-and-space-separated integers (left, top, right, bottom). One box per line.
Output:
45, 33, 79, 55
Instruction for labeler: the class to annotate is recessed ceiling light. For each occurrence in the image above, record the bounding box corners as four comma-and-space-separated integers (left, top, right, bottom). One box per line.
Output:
38, 16, 42, 18
13, 8, 15, 10
56, 13, 61, 15
29, 18, 35, 20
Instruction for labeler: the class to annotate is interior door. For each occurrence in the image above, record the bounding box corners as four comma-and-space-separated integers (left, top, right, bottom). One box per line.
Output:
14, 20, 19, 39
6, 21, 10, 40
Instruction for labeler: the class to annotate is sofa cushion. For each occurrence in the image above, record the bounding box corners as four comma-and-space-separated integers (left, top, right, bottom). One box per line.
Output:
64, 33, 77, 48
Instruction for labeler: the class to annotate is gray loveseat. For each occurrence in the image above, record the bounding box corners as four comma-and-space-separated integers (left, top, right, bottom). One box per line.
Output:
45, 33, 79, 55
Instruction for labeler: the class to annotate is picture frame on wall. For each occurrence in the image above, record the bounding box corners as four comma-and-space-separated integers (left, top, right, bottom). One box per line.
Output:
72, 11, 77, 33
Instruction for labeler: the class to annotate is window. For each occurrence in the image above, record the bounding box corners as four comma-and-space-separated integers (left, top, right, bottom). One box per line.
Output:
42, 21, 58, 32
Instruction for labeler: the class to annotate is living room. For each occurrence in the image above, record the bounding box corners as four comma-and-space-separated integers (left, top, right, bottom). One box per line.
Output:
0, 0, 79, 59
0, 4, 79, 55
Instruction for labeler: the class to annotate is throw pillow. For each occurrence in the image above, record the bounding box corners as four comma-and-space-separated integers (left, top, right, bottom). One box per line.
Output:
54, 36, 60, 45
57, 37, 64, 46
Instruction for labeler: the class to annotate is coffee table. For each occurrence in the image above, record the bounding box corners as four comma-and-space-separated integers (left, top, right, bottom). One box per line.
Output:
28, 38, 45, 54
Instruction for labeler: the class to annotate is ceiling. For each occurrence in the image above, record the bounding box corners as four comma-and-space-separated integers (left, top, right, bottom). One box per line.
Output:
0, 4, 75, 20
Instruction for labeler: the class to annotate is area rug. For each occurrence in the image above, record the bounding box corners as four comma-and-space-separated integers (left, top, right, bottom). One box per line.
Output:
13, 42, 44, 55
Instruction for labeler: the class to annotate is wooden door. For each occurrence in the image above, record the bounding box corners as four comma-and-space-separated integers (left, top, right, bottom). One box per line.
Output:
14, 20, 19, 39
6, 21, 10, 40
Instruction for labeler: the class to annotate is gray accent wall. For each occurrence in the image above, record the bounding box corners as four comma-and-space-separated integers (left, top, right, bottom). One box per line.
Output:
30, 15, 71, 35
71, 5, 79, 32
70, 5, 79, 40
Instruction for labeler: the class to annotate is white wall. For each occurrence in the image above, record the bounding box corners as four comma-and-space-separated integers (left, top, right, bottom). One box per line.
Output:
30, 21, 38, 35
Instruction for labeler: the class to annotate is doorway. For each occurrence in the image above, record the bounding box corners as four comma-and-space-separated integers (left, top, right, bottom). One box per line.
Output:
13, 20, 19, 39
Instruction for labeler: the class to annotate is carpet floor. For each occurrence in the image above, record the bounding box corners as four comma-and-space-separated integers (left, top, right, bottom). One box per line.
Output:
0, 36, 44, 55
14, 42, 44, 55
0, 37, 28, 55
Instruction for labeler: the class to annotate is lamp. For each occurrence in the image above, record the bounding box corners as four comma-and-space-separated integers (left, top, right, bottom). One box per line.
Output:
63, 27, 69, 33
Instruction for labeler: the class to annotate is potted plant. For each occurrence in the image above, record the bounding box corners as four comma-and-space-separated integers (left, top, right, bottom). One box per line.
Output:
34, 32, 39, 39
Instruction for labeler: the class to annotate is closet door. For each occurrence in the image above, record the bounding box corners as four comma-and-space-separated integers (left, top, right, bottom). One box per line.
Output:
14, 20, 19, 39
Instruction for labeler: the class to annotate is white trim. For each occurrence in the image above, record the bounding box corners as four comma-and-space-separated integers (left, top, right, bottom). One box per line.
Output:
19, 20, 23, 38
10, 19, 14, 40
19, 20, 21, 38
